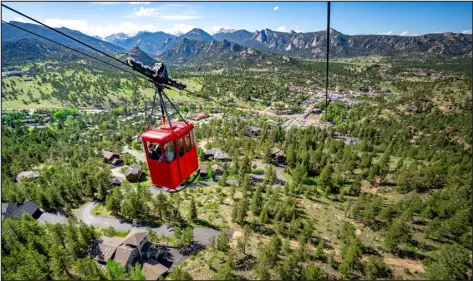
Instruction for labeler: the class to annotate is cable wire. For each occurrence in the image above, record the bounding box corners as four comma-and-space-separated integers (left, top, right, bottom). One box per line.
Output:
2, 4, 136, 70
3, 5, 205, 98
2, 20, 154, 84
325, 1, 331, 121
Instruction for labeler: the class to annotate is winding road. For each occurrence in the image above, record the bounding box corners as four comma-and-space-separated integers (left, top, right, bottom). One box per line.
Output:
76, 202, 220, 246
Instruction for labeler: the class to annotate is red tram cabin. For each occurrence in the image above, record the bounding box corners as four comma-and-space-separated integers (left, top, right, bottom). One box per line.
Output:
141, 121, 199, 190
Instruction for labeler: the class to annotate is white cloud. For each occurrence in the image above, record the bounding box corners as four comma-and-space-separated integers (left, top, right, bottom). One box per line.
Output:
92, 2, 122, 5
276, 26, 288, 32
43, 18, 159, 38
14, 16, 26, 23
127, 6, 202, 20
377, 31, 393, 35
274, 6, 279, 11
163, 23, 196, 35
129, 2, 150, 4
461, 30, 472, 34
399, 31, 421, 36
206, 25, 232, 35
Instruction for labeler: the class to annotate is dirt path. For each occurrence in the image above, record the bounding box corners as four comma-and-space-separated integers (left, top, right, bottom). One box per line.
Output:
384, 256, 425, 275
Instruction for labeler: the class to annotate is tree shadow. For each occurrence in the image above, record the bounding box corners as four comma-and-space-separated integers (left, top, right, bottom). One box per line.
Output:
179, 242, 206, 256
234, 254, 257, 271
195, 219, 221, 230
363, 245, 381, 256
250, 222, 275, 236
397, 248, 425, 260
408, 239, 438, 252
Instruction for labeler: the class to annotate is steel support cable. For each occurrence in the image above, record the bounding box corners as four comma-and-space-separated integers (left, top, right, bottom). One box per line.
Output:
325, 1, 331, 121
2, 4, 136, 70
3, 4, 232, 102
1, 20, 154, 84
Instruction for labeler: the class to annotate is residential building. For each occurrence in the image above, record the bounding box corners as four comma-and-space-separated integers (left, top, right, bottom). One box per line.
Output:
103, 151, 123, 165
124, 163, 142, 182
203, 148, 230, 162
2, 201, 42, 220
244, 126, 261, 137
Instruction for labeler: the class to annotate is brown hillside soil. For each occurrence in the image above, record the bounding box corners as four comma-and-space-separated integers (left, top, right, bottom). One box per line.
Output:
384, 256, 425, 278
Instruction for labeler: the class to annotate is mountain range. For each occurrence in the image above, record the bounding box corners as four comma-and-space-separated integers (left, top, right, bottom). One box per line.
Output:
2, 21, 124, 54
105, 27, 473, 59
2, 21, 472, 66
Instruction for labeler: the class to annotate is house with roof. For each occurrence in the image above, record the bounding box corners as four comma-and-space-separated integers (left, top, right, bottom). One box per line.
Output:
142, 260, 169, 280
93, 229, 170, 279
124, 163, 142, 182
93, 228, 159, 269
191, 112, 210, 121
114, 228, 148, 268
102, 151, 123, 165
212, 164, 224, 175
199, 165, 208, 178
244, 126, 261, 137
2, 201, 42, 220
270, 148, 286, 164
203, 148, 230, 162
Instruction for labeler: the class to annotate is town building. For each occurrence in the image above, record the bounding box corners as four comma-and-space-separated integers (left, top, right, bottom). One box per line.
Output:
2, 201, 42, 220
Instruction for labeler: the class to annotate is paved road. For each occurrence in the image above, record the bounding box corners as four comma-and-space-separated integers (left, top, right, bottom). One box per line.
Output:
76, 202, 219, 247
123, 147, 146, 162
37, 211, 69, 225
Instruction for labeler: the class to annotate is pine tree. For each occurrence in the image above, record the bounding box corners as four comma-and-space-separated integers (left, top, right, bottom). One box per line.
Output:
302, 264, 327, 280
250, 184, 263, 215
263, 146, 272, 164
315, 240, 325, 260
259, 203, 270, 224
339, 237, 363, 279
189, 198, 197, 222
383, 218, 411, 253
426, 243, 470, 280
318, 162, 333, 191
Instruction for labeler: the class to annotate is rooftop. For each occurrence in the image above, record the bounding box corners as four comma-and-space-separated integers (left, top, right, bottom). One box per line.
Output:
122, 228, 148, 247
142, 260, 168, 280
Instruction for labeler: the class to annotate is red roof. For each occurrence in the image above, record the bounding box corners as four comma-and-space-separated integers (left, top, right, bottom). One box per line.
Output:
141, 121, 194, 143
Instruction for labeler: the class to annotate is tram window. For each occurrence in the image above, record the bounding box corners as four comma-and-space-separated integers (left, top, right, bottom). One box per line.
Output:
185, 134, 192, 152
190, 128, 196, 147
163, 141, 176, 163
148, 142, 163, 162
178, 138, 185, 157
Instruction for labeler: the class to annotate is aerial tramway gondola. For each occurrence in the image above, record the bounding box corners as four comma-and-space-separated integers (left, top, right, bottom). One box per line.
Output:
126, 58, 199, 192
1, 2, 333, 193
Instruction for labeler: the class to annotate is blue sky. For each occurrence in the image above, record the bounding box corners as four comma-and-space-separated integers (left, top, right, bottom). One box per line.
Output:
2, 1, 472, 38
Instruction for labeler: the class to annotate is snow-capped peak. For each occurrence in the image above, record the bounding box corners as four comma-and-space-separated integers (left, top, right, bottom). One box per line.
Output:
211, 28, 236, 35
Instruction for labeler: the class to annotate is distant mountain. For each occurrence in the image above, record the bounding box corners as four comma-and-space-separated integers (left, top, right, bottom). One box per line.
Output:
1, 21, 125, 54
241, 28, 473, 58
210, 28, 236, 35
119, 46, 157, 67
104, 32, 130, 44
109, 31, 176, 55
179, 28, 214, 42
213, 29, 253, 45
2, 38, 83, 67
157, 38, 292, 65
92, 35, 103, 40
152, 28, 215, 55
